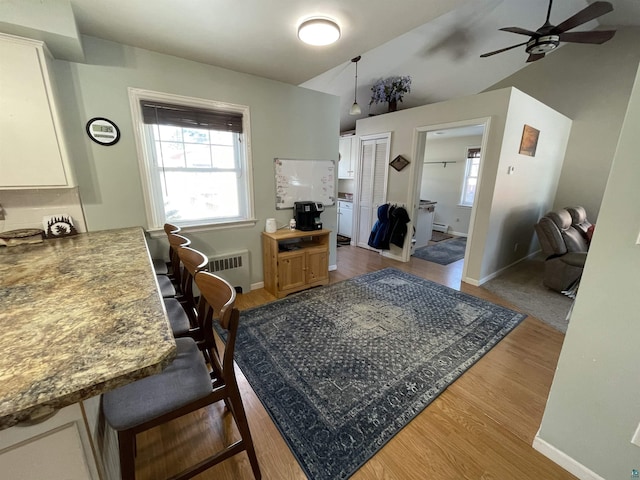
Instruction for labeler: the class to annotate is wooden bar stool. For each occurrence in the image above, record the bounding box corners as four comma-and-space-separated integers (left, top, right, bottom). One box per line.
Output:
156, 233, 190, 299
152, 223, 180, 275
176, 246, 209, 333
102, 271, 261, 480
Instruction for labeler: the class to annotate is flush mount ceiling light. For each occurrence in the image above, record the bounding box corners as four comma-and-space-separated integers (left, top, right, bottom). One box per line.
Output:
297, 18, 341, 46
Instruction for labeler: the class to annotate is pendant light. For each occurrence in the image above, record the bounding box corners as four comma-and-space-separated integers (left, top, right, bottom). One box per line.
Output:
349, 56, 362, 116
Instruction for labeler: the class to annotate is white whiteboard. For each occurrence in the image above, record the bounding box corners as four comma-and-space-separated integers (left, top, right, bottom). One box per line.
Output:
274, 158, 336, 209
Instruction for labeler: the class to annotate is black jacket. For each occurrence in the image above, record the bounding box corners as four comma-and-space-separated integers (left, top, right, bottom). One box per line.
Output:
389, 206, 411, 248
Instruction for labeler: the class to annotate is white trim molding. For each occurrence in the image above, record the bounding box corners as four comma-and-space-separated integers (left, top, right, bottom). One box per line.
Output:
533, 435, 606, 480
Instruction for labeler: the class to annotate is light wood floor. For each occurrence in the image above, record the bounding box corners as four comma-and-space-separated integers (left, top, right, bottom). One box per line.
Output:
134, 244, 576, 479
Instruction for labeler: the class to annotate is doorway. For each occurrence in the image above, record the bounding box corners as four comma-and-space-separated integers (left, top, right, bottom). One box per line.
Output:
411, 119, 490, 281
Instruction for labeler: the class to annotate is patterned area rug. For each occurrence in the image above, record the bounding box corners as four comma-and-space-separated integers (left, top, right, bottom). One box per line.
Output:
413, 236, 467, 265
336, 234, 351, 246
232, 268, 525, 480
430, 230, 453, 242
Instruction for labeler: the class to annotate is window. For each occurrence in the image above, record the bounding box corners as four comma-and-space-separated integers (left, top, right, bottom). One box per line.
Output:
129, 89, 254, 230
460, 147, 481, 207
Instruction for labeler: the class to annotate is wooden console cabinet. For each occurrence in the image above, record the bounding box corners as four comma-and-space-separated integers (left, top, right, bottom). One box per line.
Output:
262, 229, 330, 298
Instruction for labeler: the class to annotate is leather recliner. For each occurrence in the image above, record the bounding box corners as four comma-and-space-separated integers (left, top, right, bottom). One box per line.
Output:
566, 205, 594, 242
534, 208, 588, 293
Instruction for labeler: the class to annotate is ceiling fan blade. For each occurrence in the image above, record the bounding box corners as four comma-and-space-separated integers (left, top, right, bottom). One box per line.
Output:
526, 53, 545, 62
551, 1, 613, 34
500, 26, 539, 37
558, 30, 616, 44
480, 41, 528, 58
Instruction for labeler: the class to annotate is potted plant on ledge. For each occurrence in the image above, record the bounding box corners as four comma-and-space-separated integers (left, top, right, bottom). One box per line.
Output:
370, 76, 412, 113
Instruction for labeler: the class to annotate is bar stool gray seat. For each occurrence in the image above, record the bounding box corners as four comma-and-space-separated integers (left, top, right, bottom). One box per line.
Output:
152, 257, 169, 275
163, 297, 191, 337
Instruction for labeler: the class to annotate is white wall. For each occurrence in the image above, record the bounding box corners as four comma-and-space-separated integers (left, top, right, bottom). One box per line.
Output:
0, 188, 87, 234
355, 87, 570, 284
488, 26, 640, 222
420, 134, 483, 235
535, 62, 640, 480
481, 88, 571, 280
49, 36, 339, 286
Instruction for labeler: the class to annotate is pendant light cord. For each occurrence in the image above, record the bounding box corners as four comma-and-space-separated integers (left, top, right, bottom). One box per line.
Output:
353, 58, 359, 104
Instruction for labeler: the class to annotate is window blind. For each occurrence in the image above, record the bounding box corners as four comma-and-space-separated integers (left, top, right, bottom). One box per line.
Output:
467, 147, 481, 158
141, 101, 243, 133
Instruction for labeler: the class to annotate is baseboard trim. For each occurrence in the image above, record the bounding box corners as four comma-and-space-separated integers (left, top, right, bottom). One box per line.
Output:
462, 276, 480, 286
532, 435, 605, 480
477, 250, 541, 285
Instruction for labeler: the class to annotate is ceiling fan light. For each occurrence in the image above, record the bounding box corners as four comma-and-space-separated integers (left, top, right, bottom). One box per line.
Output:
526, 35, 560, 54
349, 102, 361, 116
297, 18, 341, 46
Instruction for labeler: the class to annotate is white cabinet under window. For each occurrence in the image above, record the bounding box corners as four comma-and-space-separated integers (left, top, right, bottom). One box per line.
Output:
338, 135, 355, 179
0, 33, 74, 188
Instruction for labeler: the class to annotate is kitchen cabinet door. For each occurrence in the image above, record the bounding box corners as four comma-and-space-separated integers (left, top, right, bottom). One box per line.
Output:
0, 34, 75, 188
338, 201, 353, 238
338, 135, 354, 179
277, 251, 307, 291
0, 402, 101, 480
306, 246, 329, 283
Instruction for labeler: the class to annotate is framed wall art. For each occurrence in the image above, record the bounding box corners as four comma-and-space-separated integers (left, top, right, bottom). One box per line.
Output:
519, 124, 540, 157
390, 155, 410, 171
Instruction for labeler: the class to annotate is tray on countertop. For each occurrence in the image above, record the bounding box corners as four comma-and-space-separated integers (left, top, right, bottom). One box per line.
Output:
0, 229, 45, 247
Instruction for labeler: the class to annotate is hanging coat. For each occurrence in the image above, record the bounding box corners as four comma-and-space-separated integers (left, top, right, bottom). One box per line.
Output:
368, 203, 391, 250
389, 206, 411, 248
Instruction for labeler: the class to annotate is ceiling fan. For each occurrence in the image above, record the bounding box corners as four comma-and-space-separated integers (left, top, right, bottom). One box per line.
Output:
480, 0, 616, 62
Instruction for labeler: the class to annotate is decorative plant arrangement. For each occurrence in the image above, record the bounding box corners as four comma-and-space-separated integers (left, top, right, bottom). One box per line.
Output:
370, 75, 412, 112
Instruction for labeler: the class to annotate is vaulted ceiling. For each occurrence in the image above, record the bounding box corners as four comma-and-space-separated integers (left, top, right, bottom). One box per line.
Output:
8, 1, 640, 131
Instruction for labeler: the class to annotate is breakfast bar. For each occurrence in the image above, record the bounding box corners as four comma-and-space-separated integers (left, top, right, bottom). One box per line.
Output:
0, 227, 176, 478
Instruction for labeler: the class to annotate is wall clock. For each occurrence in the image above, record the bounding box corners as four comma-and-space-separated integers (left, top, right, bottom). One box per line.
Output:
86, 117, 120, 146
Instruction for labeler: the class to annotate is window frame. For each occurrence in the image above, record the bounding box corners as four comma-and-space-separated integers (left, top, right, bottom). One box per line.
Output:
129, 88, 255, 234
459, 146, 481, 208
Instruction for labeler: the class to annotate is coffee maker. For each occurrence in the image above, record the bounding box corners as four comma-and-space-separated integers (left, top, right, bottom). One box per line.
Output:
294, 201, 324, 231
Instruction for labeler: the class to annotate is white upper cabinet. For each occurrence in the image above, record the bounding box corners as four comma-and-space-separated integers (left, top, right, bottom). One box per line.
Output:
338, 135, 355, 179
0, 33, 75, 188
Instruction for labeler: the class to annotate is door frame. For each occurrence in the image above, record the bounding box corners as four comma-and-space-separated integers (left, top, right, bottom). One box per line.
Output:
409, 117, 492, 283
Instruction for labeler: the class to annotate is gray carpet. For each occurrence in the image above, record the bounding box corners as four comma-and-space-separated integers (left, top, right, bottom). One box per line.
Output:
230, 268, 526, 480
481, 254, 572, 333
413, 236, 467, 265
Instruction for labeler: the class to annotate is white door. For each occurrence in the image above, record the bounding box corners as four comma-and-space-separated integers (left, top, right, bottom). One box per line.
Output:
355, 134, 390, 249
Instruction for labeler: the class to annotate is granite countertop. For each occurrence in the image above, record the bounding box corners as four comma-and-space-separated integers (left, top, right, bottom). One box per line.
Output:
0, 227, 176, 430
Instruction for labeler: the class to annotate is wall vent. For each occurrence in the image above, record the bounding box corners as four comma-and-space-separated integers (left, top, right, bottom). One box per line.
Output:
432, 222, 449, 233
208, 250, 250, 293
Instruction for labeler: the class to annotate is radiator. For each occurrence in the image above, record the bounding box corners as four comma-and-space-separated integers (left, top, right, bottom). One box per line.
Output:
208, 250, 250, 293
432, 222, 449, 233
